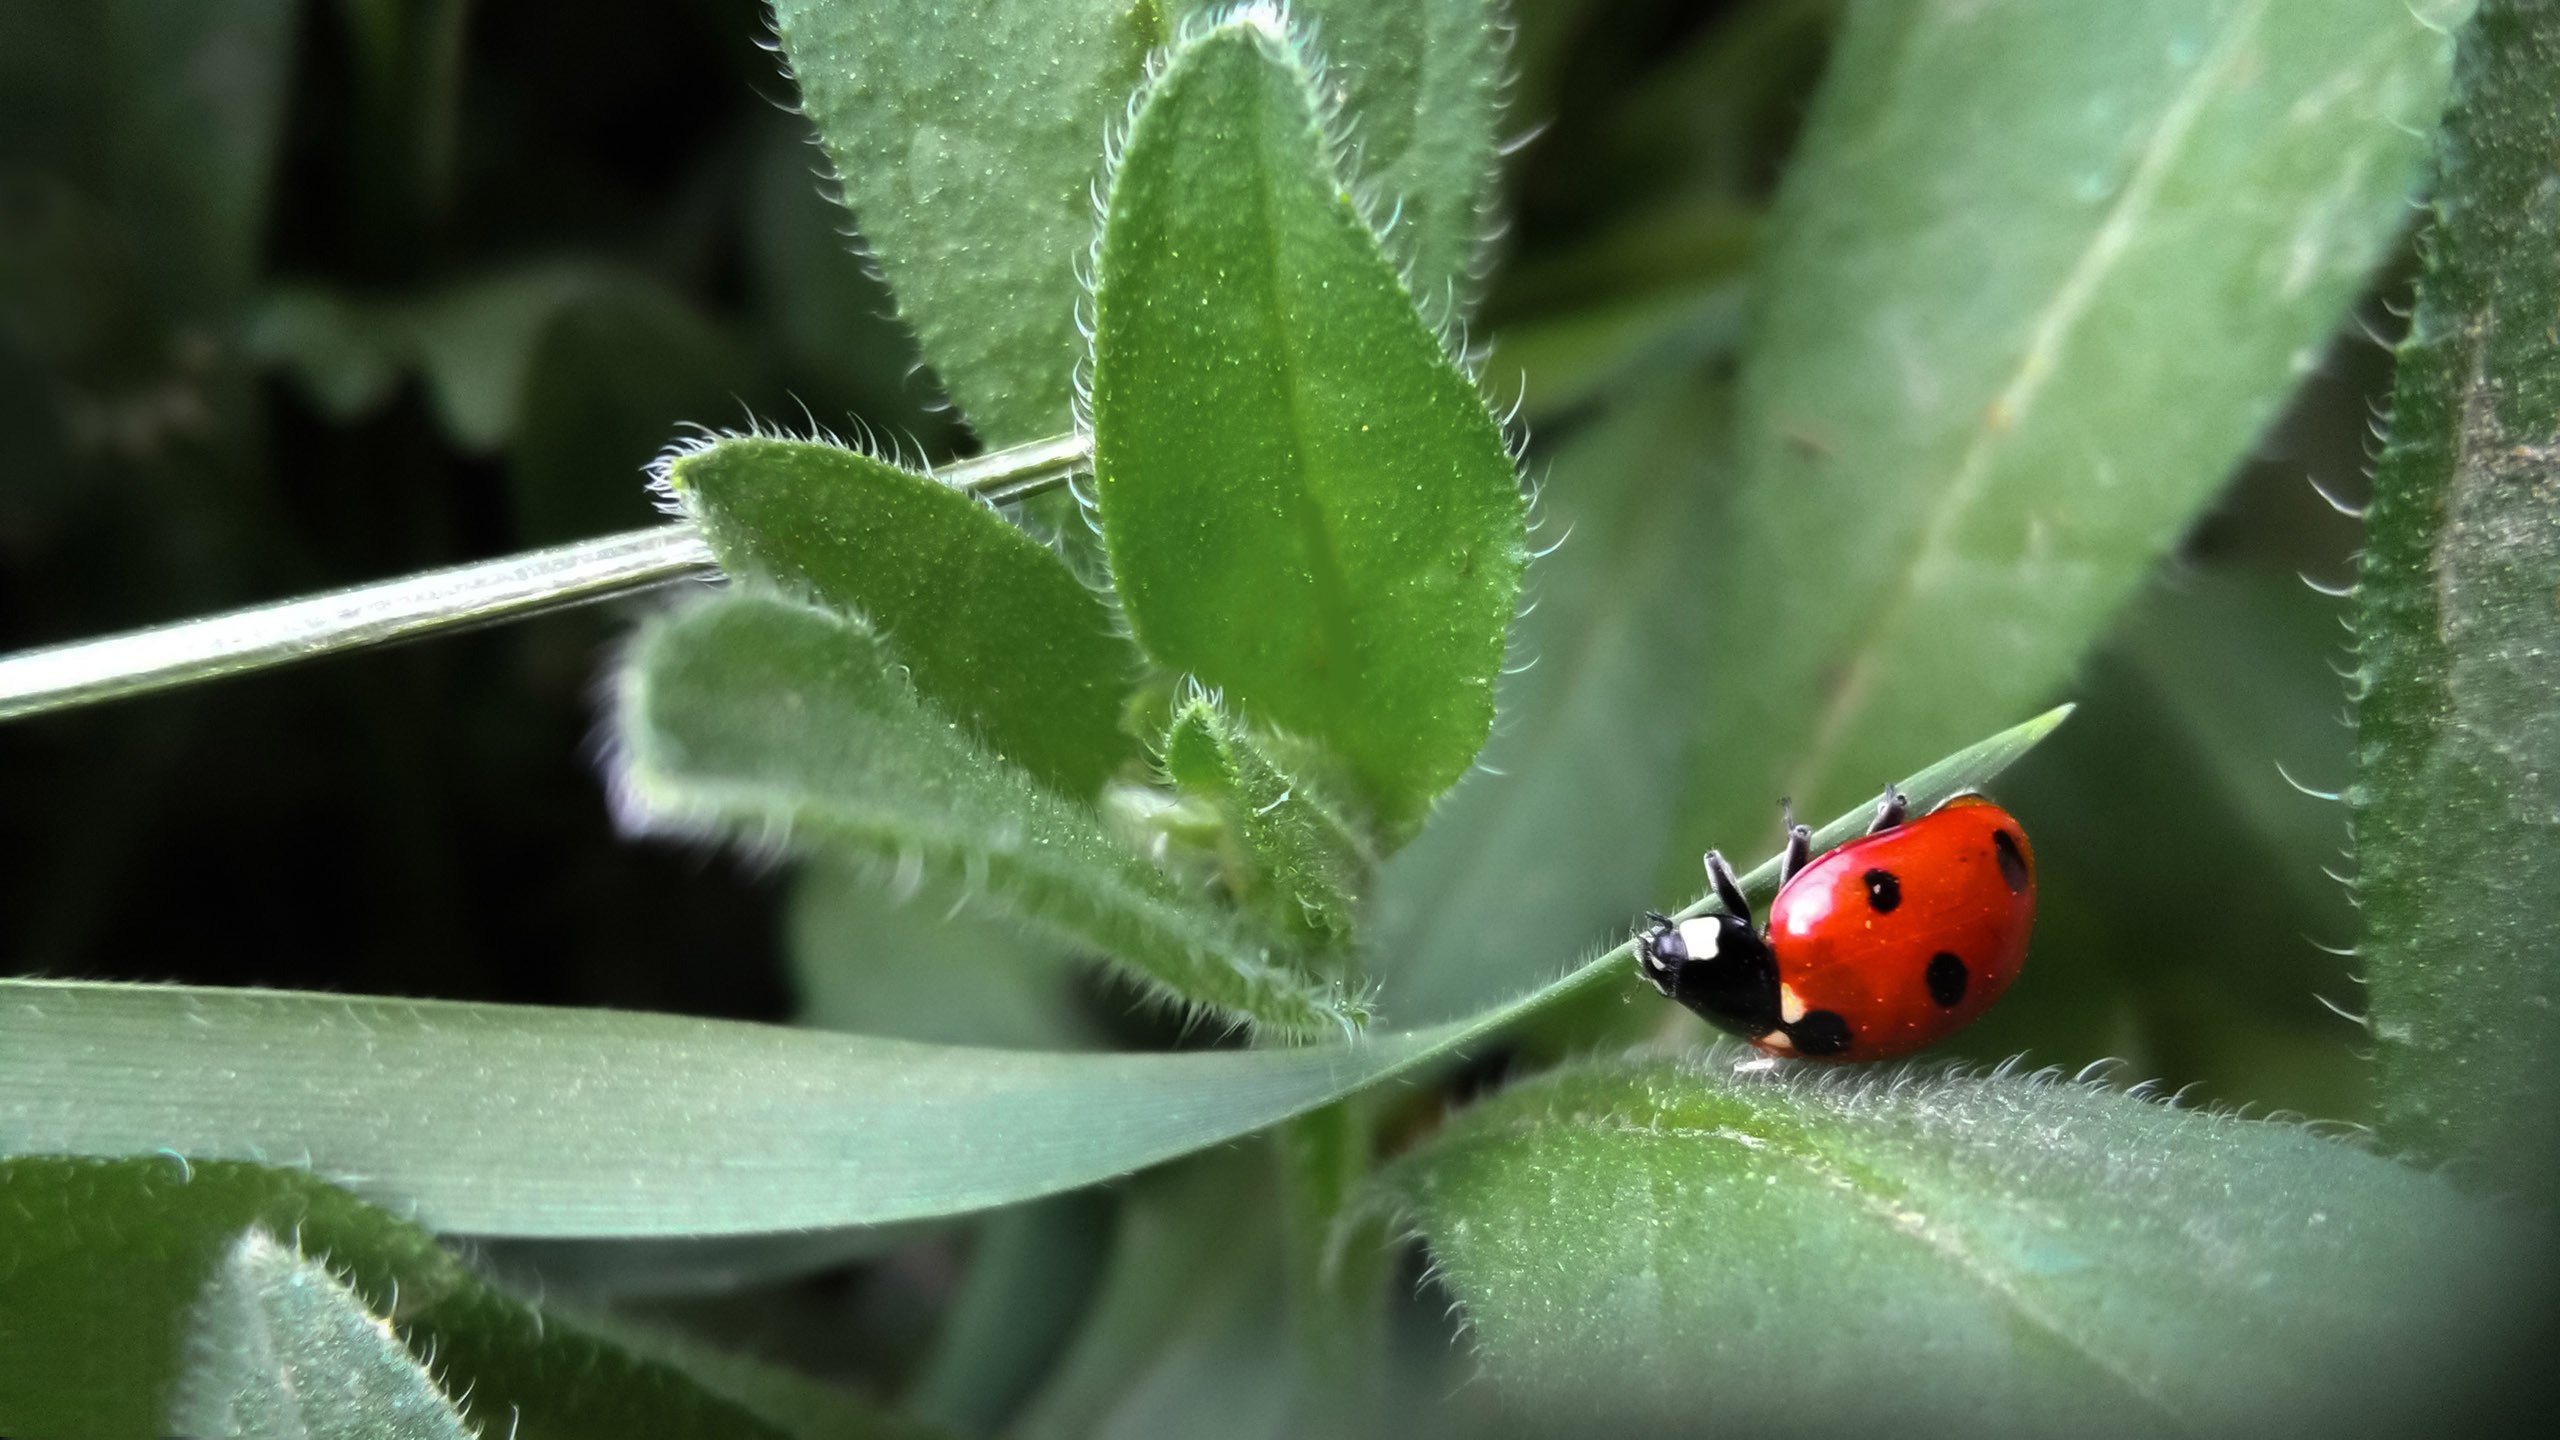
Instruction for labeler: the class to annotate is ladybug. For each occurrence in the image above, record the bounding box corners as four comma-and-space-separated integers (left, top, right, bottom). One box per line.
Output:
1636, 786, 2034, 1062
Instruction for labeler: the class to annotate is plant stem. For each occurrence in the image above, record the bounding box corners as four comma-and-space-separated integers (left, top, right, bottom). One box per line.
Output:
0, 432, 1090, 724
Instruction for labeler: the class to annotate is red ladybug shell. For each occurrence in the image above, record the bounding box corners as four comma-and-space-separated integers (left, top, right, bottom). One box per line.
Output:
1755, 796, 2035, 1062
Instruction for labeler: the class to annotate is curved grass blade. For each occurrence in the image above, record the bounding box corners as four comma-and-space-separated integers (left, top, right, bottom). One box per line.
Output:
0, 709, 2066, 1239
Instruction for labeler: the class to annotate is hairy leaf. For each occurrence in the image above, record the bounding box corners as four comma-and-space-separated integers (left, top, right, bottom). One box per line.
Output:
1164, 697, 1370, 958
0, 1158, 922, 1440
769, 0, 1504, 443
1387, 1054, 2527, 1436
663, 436, 1137, 796
170, 1228, 475, 1440
2353, 0, 2560, 1197
0, 711, 2063, 1239
1092, 15, 1525, 830
612, 592, 1354, 1035
1676, 0, 2455, 864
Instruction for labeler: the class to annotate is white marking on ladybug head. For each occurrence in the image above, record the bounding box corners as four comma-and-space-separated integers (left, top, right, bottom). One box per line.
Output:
1676, 918, 1723, 960
1758, 1029, 1797, 1054
1779, 983, 1807, 1025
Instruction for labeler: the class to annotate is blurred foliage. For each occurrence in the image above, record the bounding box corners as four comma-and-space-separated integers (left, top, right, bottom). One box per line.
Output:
0, 0, 2531, 1435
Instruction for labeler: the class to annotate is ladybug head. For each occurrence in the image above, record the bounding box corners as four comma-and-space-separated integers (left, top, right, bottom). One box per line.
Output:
1635, 910, 1783, 1039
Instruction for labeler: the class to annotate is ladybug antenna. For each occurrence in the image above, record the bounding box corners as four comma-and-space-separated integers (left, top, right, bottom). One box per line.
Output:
1704, 849, 1752, 926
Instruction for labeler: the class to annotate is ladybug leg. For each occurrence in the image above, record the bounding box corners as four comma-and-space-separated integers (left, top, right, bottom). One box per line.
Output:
1704, 849, 1753, 926
1777, 798, 1813, 887
1866, 783, 1909, 835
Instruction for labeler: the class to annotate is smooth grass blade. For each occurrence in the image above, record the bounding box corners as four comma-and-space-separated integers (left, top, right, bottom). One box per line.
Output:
0, 708, 2066, 1238
0, 433, 1088, 725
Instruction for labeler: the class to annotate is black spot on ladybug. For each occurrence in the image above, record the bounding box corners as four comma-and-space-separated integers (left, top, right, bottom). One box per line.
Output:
1792, 1010, 1853, 1056
1862, 868, 1902, 913
1993, 829, 2030, 893
1927, 951, 1969, 1007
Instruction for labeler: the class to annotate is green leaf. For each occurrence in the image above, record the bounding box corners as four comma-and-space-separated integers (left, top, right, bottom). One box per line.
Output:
1091, 15, 1526, 831
662, 435, 1136, 796
1010, 1152, 1293, 1440
0, 1157, 924, 1440
1274, 1102, 1388, 1434
768, 0, 1506, 443
904, 1193, 1114, 1435
1371, 379, 1726, 1023
1384, 1053, 2527, 1435
1675, 0, 2456, 865
2353, 0, 2560, 1197
0, 710, 2064, 1238
1163, 697, 1371, 958
170, 1228, 475, 1440
613, 591, 1353, 1034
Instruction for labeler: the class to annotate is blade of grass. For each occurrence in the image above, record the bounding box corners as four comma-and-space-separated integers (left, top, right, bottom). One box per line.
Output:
0, 433, 1087, 725
0, 709, 2065, 1238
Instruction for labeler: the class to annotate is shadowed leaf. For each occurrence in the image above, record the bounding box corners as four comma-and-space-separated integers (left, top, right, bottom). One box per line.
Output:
1676, 0, 2455, 867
